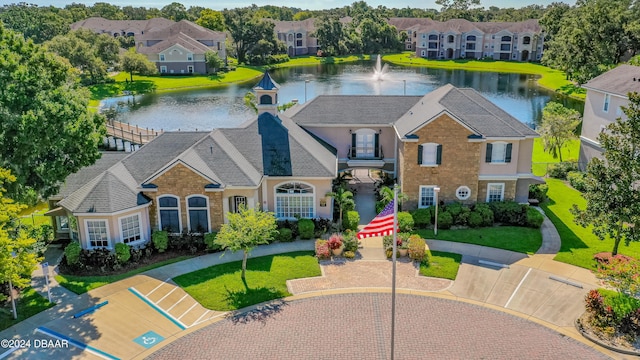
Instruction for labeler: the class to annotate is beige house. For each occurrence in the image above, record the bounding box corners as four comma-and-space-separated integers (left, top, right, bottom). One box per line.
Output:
579, 64, 640, 168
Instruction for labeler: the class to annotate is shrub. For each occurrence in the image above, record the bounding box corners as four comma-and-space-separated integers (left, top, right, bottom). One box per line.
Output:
411, 208, 432, 228
620, 308, 640, 335
408, 235, 427, 262
315, 239, 330, 260
473, 203, 494, 226
456, 206, 470, 226
548, 162, 577, 179
397, 211, 414, 232
64, 242, 82, 265
204, 232, 221, 251
436, 211, 453, 230
383, 233, 410, 249
344, 250, 356, 259
79, 248, 118, 273
342, 231, 358, 252
489, 201, 527, 226
567, 171, 587, 192
152, 230, 169, 253
115, 243, 131, 264
468, 211, 483, 228
327, 233, 344, 250
445, 202, 463, 220
343, 210, 360, 231
312, 218, 332, 237
276, 228, 293, 242
593, 252, 634, 266
528, 183, 548, 203
298, 219, 315, 239
526, 207, 544, 228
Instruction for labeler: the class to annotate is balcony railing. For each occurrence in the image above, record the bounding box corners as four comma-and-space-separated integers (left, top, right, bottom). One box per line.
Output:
348, 145, 384, 160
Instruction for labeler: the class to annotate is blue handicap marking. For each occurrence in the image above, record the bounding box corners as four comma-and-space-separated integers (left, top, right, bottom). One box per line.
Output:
133, 331, 164, 349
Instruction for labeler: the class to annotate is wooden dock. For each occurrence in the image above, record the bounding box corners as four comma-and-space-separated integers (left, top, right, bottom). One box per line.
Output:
105, 121, 163, 145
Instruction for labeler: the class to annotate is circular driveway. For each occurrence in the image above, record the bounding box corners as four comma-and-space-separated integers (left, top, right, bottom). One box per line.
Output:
147, 293, 609, 360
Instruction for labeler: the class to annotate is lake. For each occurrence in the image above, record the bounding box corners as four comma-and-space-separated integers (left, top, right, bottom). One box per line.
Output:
102, 61, 584, 132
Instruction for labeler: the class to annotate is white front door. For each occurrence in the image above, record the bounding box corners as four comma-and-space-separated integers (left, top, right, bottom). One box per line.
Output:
356, 131, 375, 158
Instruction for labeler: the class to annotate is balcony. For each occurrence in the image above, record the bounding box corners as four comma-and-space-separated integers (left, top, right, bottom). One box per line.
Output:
346, 145, 385, 168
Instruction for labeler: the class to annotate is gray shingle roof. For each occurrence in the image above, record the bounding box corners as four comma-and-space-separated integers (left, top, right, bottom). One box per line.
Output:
57, 170, 144, 213
394, 84, 538, 138
288, 95, 421, 126
583, 64, 640, 97
56, 152, 128, 198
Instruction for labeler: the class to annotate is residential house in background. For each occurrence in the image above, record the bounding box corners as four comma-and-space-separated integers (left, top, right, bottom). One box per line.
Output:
71, 17, 226, 75
578, 64, 640, 168
272, 18, 319, 57
49, 72, 541, 250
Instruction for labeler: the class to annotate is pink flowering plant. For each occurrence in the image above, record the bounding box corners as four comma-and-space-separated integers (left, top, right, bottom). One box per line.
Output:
315, 239, 330, 260
327, 233, 344, 250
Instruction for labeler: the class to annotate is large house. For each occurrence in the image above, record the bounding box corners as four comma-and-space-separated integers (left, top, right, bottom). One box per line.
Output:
48, 72, 541, 248
71, 18, 226, 75
579, 64, 640, 168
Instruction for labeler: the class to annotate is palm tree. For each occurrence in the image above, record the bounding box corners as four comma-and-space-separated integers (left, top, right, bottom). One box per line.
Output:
377, 185, 407, 212
326, 186, 355, 230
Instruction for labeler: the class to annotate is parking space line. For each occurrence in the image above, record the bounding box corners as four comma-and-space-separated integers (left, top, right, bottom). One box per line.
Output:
146, 278, 172, 296
193, 310, 210, 325
156, 288, 177, 304
504, 268, 532, 308
178, 303, 199, 320
0, 346, 19, 359
167, 295, 188, 311
128, 288, 187, 330
36, 327, 119, 360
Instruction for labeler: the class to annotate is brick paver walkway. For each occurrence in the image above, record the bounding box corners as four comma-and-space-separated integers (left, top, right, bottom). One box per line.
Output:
146, 293, 610, 360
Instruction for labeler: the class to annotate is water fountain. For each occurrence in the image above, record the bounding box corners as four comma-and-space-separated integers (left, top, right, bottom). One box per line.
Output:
372, 54, 389, 81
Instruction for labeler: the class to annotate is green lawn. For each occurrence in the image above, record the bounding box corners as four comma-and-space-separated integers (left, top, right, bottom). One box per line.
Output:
415, 226, 542, 254
383, 53, 585, 99
532, 138, 581, 176
173, 251, 320, 311
420, 251, 462, 280
55, 255, 192, 294
542, 178, 640, 269
18, 202, 51, 227
0, 288, 55, 331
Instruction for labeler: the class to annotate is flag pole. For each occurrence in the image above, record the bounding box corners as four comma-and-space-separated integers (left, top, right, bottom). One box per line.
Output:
390, 184, 398, 360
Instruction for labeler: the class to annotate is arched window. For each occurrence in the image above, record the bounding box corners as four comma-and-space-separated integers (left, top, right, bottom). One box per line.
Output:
501, 35, 512, 42
428, 34, 438, 41
447, 35, 454, 43
158, 195, 180, 233
418, 143, 442, 166
275, 182, 315, 219
466, 35, 476, 42
522, 36, 531, 45
187, 195, 209, 233
296, 33, 302, 38
288, 33, 293, 42
260, 94, 272, 105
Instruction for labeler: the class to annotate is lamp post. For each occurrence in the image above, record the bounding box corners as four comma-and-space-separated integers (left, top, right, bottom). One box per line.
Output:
433, 187, 441, 236
304, 80, 310, 102
9, 251, 17, 319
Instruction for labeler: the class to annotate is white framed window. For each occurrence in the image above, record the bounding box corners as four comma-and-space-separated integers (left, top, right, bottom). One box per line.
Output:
159, 54, 165, 61
456, 186, 471, 201
119, 214, 142, 244
419, 142, 441, 166
85, 219, 110, 248
187, 53, 193, 61
421, 50, 426, 57
486, 183, 505, 202
419, 186, 437, 208
158, 195, 181, 233
187, 195, 209, 233
355, 129, 376, 158
57, 215, 69, 231
487, 142, 511, 163
187, 65, 194, 73
160, 66, 167, 73
275, 182, 315, 219
603, 93, 610, 112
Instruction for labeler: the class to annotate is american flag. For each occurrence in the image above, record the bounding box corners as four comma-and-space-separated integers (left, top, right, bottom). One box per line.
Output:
357, 200, 398, 239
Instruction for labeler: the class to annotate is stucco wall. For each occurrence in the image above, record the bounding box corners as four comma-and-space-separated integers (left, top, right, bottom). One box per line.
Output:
478, 140, 520, 175
77, 207, 151, 250
582, 90, 628, 143
301, 125, 395, 160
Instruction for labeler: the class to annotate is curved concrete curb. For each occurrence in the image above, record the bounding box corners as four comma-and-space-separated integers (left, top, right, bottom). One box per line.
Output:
575, 317, 640, 357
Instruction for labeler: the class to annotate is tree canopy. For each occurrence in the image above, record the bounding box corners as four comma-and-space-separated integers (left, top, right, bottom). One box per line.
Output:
0, 25, 104, 200
223, 8, 283, 64
538, 102, 581, 162
571, 92, 640, 255
120, 47, 158, 81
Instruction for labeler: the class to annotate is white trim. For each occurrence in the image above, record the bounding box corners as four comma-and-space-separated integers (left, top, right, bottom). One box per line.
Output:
118, 212, 145, 246
73, 202, 151, 217
84, 219, 111, 250
204, 187, 224, 192
579, 135, 601, 148
160, 66, 167, 73
456, 186, 471, 201
418, 185, 438, 208
478, 174, 518, 181
186, 195, 211, 233
157, 194, 182, 233
486, 183, 505, 202
273, 181, 316, 219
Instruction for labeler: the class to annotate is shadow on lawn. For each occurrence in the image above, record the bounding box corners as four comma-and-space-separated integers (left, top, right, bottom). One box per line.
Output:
225, 278, 288, 324
541, 197, 590, 253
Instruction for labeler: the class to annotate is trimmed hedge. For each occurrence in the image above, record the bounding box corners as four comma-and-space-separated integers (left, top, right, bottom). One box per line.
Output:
398, 211, 414, 232
411, 208, 432, 228
528, 183, 548, 202
436, 211, 453, 230
473, 203, 494, 226
115, 243, 131, 264
276, 228, 293, 242
489, 201, 527, 225
526, 207, 544, 228
343, 210, 360, 231
408, 235, 427, 262
152, 230, 169, 253
64, 242, 81, 265
298, 219, 315, 239
468, 211, 483, 228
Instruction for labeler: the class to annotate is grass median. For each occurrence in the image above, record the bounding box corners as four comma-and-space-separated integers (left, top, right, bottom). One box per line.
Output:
420, 251, 462, 280
173, 251, 320, 311
0, 288, 55, 331
416, 226, 542, 254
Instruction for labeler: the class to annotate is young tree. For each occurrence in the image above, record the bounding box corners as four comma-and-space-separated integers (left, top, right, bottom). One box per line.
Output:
539, 102, 581, 162
120, 48, 157, 82
326, 186, 355, 230
571, 92, 640, 255
205, 50, 224, 74
214, 206, 277, 279
0, 26, 104, 200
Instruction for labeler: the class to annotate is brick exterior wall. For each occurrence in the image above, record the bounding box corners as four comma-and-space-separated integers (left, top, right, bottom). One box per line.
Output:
400, 114, 481, 209
477, 180, 517, 202
143, 163, 224, 232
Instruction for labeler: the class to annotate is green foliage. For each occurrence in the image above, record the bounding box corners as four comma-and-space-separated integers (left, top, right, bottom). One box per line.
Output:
526, 208, 544, 228
297, 219, 315, 240
315, 240, 330, 260
567, 171, 587, 192
223, 8, 282, 64
204, 50, 224, 73
548, 162, 578, 179
64, 242, 81, 266
343, 250, 356, 259
473, 203, 494, 226
196, 9, 225, 31
411, 208, 432, 228
114, 243, 131, 264
408, 235, 427, 262
538, 102, 581, 162
383, 233, 410, 249
343, 210, 360, 231
595, 258, 640, 301
326, 186, 354, 230
214, 207, 277, 252
397, 211, 414, 232
528, 183, 549, 202
436, 211, 453, 230
342, 231, 358, 252
276, 228, 293, 242
419, 251, 462, 280
152, 230, 169, 253
0, 26, 104, 199
468, 211, 483, 228
204, 232, 220, 250
489, 201, 528, 226
121, 48, 157, 82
